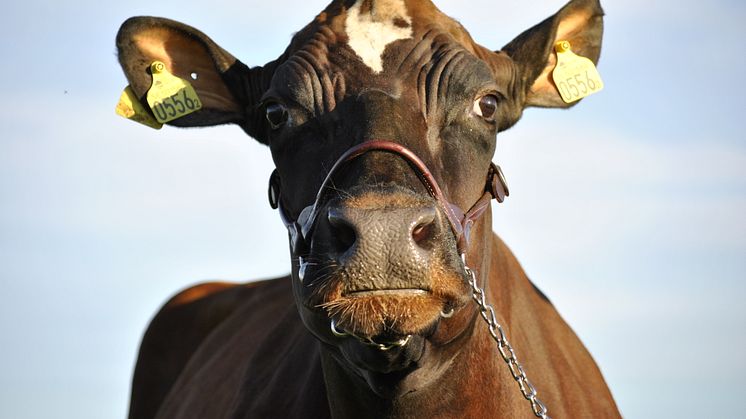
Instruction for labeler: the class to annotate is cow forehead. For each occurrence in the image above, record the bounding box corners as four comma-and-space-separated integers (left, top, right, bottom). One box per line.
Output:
345, 0, 413, 73
270, 0, 498, 112
288, 0, 479, 76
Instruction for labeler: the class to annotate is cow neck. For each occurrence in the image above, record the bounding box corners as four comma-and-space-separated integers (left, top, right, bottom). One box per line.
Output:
268, 140, 509, 259
320, 338, 516, 419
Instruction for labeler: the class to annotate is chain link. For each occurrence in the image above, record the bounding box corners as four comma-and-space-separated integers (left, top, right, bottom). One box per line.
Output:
464, 260, 551, 419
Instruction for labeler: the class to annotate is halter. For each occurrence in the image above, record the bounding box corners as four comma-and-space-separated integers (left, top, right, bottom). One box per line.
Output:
267, 140, 509, 257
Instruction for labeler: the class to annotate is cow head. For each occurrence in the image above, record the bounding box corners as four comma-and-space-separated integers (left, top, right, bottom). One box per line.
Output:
117, 0, 602, 397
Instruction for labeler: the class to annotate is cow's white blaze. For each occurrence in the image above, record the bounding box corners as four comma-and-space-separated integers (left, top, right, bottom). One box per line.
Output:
345, 0, 412, 73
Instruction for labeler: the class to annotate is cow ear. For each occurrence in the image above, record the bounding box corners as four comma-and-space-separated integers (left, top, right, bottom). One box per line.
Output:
116, 16, 270, 141
500, 0, 604, 108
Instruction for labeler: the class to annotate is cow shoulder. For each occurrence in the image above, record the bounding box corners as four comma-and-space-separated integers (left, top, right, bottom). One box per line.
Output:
128, 277, 290, 419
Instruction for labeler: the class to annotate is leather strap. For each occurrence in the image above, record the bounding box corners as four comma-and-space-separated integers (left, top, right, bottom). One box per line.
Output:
269, 140, 508, 255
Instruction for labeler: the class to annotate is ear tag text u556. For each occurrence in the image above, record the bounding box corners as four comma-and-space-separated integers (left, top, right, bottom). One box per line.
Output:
146, 61, 202, 123
115, 85, 163, 129
552, 41, 604, 104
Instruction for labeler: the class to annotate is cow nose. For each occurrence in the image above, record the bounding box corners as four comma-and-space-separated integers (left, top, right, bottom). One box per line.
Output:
326, 205, 438, 267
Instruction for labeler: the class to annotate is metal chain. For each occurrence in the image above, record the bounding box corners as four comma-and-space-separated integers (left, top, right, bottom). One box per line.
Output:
463, 258, 551, 419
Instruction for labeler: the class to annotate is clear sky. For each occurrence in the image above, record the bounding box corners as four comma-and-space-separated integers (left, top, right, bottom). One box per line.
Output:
0, 0, 743, 418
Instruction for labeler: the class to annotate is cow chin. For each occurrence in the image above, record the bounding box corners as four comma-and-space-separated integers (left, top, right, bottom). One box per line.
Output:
305, 269, 472, 391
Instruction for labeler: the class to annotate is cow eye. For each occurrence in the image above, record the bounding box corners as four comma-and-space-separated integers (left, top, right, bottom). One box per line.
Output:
265, 103, 289, 129
473, 94, 498, 121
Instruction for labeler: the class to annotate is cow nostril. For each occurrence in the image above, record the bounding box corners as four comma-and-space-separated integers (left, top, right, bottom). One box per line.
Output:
412, 219, 436, 250
328, 213, 357, 255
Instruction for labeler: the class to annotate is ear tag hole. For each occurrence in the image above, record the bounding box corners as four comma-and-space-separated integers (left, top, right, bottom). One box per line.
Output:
551, 40, 604, 104
145, 61, 203, 123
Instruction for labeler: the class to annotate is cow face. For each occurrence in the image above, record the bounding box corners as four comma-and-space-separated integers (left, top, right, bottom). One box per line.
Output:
117, 0, 602, 391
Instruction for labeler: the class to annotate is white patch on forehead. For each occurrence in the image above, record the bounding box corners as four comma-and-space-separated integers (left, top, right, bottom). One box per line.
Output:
345, 0, 412, 73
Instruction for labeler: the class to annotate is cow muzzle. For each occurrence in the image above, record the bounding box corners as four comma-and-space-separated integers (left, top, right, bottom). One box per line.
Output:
269, 140, 509, 350
310, 191, 466, 339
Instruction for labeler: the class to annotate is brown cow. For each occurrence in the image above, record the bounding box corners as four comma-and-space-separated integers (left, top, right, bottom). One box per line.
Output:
117, 0, 620, 418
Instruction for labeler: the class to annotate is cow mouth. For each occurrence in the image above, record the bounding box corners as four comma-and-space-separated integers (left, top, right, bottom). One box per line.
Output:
317, 286, 458, 340
344, 288, 429, 297
319, 288, 457, 377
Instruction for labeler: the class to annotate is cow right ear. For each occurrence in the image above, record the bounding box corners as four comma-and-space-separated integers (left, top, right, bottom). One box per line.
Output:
116, 16, 271, 142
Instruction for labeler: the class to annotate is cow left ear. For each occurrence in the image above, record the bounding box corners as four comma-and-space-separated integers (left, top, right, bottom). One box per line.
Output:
116, 16, 273, 142
499, 0, 604, 108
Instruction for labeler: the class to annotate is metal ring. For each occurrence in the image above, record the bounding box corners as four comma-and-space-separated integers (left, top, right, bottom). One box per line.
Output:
330, 320, 411, 351
440, 307, 455, 318
330, 319, 349, 338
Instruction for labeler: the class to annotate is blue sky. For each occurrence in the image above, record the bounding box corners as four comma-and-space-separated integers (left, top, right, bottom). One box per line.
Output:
0, 1, 743, 418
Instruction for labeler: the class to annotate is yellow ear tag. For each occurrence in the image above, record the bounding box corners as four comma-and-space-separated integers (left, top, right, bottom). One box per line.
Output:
115, 85, 163, 129
551, 41, 604, 104
146, 61, 202, 124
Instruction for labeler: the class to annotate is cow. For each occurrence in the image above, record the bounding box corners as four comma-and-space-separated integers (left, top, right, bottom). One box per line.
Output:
116, 0, 621, 418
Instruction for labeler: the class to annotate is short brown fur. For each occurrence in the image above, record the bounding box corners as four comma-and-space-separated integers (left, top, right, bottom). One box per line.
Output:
118, 1, 619, 418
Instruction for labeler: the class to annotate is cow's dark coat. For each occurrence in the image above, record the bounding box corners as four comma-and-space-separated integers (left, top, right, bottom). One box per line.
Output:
117, 1, 620, 417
